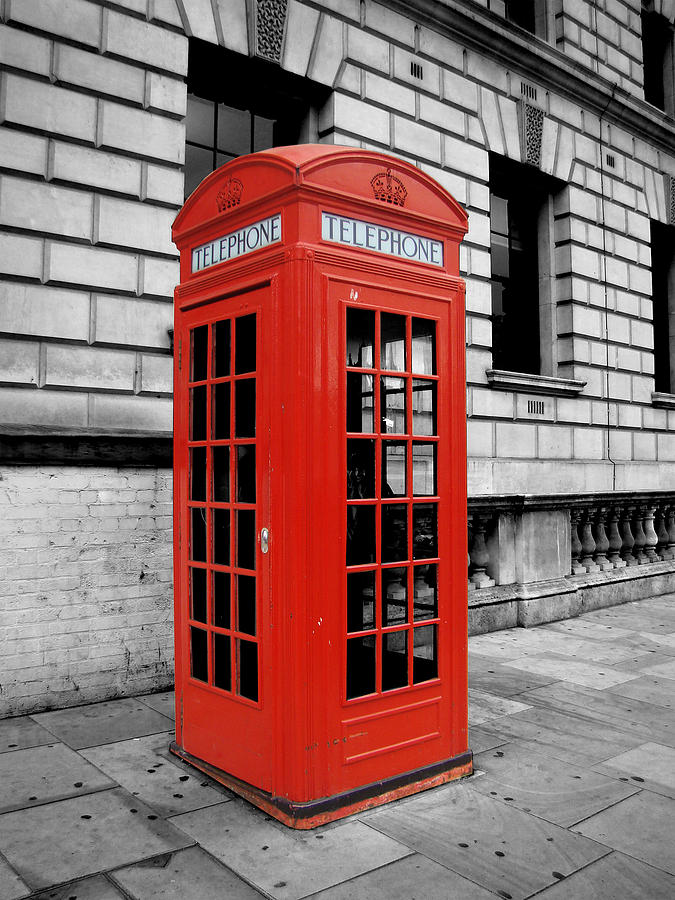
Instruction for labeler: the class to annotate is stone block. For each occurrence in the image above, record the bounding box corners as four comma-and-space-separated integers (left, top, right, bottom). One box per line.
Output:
89, 393, 172, 431
93, 295, 172, 350
366, 2, 415, 45
419, 28, 463, 71
517, 590, 583, 627
464, 278, 491, 315
556, 396, 592, 424
365, 73, 415, 118
94, 196, 176, 256
616, 345, 641, 371
495, 422, 537, 458
145, 72, 187, 117
466, 347, 490, 383
321, 93, 389, 145
0, 283, 90, 341
631, 319, 653, 349
212, 0, 248, 54
467, 418, 493, 457
642, 406, 667, 430
1, 75, 97, 143
97, 101, 185, 165
658, 433, 675, 461
633, 430, 657, 460
0, 24, 51, 77
49, 143, 142, 198
631, 374, 654, 404
102, 9, 188, 76
0, 127, 48, 177
0, 339, 39, 386
418, 94, 465, 137
45, 242, 138, 294
469, 600, 518, 636
346, 26, 389, 74
516, 509, 570, 583
177, 0, 218, 43
0, 234, 44, 280
393, 117, 441, 164
471, 387, 514, 419
315, 0, 359, 20
143, 164, 184, 206
608, 429, 632, 459
418, 164, 467, 205
308, 15, 344, 87
45, 345, 136, 393
469, 314, 492, 347
0, 386, 88, 427
573, 426, 604, 459
6, 0, 102, 49
53, 44, 145, 105
606, 370, 631, 401
466, 51, 507, 92
393, 47, 440, 94
444, 135, 488, 179
139, 354, 172, 395
0, 175, 93, 241
281, 1, 319, 76
139, 257, 179, 300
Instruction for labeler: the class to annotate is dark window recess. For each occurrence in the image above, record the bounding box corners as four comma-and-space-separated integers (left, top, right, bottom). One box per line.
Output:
185, 40, 330, 198
489, 155, 552, 375
238, 640, 258, 701
190, 627, 208, 682
652, 221, 675, 393
641, 10, 673, 112
505, 0, 536, 33
213, 633, 231, 690
346, 635, 376, 699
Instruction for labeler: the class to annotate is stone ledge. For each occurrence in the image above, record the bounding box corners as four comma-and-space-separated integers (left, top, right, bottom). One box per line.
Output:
652, 391, 675, 409
486, 369, 587, 396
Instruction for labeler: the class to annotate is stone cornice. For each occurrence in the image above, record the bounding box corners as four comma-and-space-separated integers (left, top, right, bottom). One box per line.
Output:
392, 0, 675, 155
486, 369, 586, 396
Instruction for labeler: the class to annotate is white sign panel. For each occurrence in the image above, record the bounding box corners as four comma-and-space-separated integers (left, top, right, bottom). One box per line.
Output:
192, 213, 281, 273
321, 212, 443, 267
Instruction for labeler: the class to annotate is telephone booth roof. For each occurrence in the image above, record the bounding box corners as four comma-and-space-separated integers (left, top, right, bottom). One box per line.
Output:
172, 144, 468, 264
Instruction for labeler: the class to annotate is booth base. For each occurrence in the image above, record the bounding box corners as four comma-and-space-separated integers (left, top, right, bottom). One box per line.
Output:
169, 741, 472, 829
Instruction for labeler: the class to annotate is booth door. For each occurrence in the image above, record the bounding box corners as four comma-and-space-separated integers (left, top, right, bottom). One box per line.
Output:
176, 287, 272, 791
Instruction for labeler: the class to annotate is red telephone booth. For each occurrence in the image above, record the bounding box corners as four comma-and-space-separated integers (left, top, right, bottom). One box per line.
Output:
171, 145, 470, 828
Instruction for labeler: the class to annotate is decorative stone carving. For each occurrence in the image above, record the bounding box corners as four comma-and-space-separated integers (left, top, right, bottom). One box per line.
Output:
256, 0, 288, 64
580, 509, 599, 573
606, 507, 626, 568
668, 175, 675, 228
371, 169, 408, 207
620, 505, 638, 566
593, 507, 613, 571
633, 506, 648, 564
643, 506, 660, 562
519, 102, 545, 168
216, 177, 243, 213
570, 508, 585, 575
469, 513, 495, 588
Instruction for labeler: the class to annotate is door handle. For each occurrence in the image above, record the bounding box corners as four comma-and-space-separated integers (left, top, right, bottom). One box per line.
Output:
260, 527, 269, 554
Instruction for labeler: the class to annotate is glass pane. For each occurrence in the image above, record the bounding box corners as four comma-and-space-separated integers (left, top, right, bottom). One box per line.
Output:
490, 194, 509, 236
212, 446, 229, 502
235, 314, 256, 374
190, 627, 208, 682
254, 115, 275, 151
213, 508, 229, 565
346, 635, 376, 699
213, 319, 230, 378
412, 318, 436, 375
185, 144, 214, 198
190, 508, 207, 562
191, 325, 208, 382
236, 509, 256, 570
413, 565, 437, 621
190, 447, 206, 501
235, 379, 256, 437
236, 575, 256, 636
412, 380, 436, 436
381, 313, 406, 371
491, 232, 510, 279
346, 505, 376, 566
237, 445, 256, 503
213, 633, 231, 690
347, 439, 375, 499
191, 386, 207, 441
381, 377, 406, 434
186, 96, 214, 146
382, 567, 408, 626
347, 374, 374, 433
413, 625, 438, 683
213, 571, 230, 628
190, 567, 207, 623
382, 631, 408, 691
212, 383, 230, 440
412, 443, 436, 496
346, 307, 374, 368
238, 639, 258, 701
382, 504, 408, 563
347, 571, 375, 633
217, 104, 251, 156
413, 503, 438, 559
382, 442, 406, 497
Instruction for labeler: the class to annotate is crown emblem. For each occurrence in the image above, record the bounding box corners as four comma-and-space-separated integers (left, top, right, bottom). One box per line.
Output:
370, 169, 407, 206
216, 177, 243, 212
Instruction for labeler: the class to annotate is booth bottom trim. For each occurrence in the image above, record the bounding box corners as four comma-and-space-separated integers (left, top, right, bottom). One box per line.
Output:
169, 741, 473, 829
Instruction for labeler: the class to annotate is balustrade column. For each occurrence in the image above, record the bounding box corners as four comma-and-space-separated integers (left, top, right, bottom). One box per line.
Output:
467, 514, 475, 592
593, 507, 613, 571
620, 505, 638, 566
643, 506, 659, 562
666, 506, 675, 560
656, 505, 672, 561
570, 508, 586, 575
606, 506, 626, 568
633, 505, 648, 564
580, 508, 599, 572
469, 513, 495, 588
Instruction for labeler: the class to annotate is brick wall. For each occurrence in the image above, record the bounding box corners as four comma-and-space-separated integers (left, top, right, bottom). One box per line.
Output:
0, 466, 173, 716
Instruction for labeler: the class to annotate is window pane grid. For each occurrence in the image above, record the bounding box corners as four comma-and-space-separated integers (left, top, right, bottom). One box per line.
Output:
345, 307, 439, 701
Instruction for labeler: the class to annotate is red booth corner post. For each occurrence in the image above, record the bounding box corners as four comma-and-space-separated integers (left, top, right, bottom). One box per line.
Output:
170, 145, 470, 828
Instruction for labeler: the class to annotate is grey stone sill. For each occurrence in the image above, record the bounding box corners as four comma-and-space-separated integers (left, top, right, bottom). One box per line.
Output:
486, 369, 586, 396
652, 391, 675, 409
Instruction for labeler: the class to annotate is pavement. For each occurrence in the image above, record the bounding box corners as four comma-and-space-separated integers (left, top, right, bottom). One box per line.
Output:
1, 595, 675, 899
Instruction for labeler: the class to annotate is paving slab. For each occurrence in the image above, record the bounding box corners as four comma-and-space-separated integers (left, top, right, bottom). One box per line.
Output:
0, 787, 193, 891
469, 742, 638, 827
501, 655, 638, 689
640, 658, 675, 680
169, 799, 412, 900
0, 743, 115, 814
468, 726, 509, 755
111, 846, 262, 899
604, 675, 675, 709
581, 610, 675, 635
0, 854, 29, 900
573, 791, 675, 875
0, 717, 56, 755
33, 699, 175, 750
28, 875, 126, 900
307, 852, 497, 899
366, 781, 610, 900
532, 850, 675, 899
137, 691, 176, 721
592, 742, 675, 799
81, 732, 231, 817
543, 619, 636, 641
469, 663, 558, 698
467, 689, 531, 725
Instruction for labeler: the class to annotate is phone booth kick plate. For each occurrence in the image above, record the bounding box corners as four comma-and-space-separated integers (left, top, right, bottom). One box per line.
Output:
171, 145, 471, 828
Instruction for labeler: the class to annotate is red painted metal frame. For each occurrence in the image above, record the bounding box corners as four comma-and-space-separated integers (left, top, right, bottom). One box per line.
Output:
172, 145, 469, 826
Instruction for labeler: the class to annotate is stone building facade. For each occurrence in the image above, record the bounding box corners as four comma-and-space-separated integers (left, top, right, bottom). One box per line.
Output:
0, 0, 674, 714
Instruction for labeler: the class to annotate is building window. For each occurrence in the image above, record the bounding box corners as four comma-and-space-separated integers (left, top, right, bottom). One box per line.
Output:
185, 40, 329, 198
642, 4, 675, 114
489, 155, 556, 375
488, 0, 549, 39
652, 221, 675, 393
